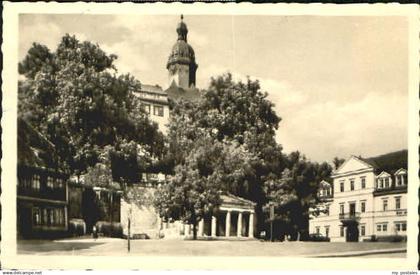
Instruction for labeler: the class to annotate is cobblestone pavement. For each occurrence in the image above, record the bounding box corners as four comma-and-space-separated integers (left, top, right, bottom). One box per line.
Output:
18, 238, 406, 257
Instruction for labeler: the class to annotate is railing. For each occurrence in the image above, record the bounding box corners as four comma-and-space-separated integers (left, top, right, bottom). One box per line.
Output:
339, 212, 361, 221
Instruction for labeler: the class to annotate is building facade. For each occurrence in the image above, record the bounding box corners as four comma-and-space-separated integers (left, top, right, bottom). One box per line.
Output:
17, 118, 69, 238
309, 150, 408, 242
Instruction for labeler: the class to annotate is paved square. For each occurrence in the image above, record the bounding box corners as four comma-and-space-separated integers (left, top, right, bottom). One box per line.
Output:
17, 238, 406, 257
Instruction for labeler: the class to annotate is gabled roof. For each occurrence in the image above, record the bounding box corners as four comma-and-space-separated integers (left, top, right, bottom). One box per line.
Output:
377, 171, 391, 178
361, 150, 407, 175
221, 194, 256, 209
18, 117, 58, 169
333, 155, 374, 176
319, 180, 331, 187
394, 168, 407, 175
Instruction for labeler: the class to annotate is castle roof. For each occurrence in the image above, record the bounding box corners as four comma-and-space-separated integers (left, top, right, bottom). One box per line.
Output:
167, 15, 197, 70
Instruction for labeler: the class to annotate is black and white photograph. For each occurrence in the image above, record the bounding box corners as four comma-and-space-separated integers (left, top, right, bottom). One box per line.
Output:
1, 2, 419, 270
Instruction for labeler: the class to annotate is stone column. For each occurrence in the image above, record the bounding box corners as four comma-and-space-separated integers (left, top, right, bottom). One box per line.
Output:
198, 219, 204, 237
226, 211, 231, 237
248, 212, 254, 238
157, 216, 162, 231
211, 216, 217, 237
237, 212, 243, 237
183, 224, 188, 236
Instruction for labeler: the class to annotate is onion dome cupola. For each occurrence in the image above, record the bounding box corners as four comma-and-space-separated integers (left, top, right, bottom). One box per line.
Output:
167, 15, 198, 90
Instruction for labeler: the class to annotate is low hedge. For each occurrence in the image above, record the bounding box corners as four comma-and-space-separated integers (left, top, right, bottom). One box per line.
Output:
95, 221, 123, 238
363, 235, 406, 242
69, 219, 86, 236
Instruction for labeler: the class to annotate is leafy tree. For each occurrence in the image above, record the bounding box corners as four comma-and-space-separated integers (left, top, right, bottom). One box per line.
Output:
154, 137, 256, 239
18, 34, 165, 181
161, 74, 285, 234
264, 151, 332, 240
333, 157, 345, 170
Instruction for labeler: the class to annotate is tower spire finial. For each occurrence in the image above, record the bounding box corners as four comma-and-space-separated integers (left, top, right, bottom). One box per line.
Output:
176, 14, 188, 41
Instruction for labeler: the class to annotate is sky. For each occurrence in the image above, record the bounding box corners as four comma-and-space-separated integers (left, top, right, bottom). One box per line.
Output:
18, 14, 409, 163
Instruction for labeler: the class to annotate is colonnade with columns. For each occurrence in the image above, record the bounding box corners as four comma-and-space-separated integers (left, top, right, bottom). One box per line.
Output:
181, 209, 254, 238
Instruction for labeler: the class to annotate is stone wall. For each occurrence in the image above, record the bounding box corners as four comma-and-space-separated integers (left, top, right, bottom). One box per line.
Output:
120, 186, 160, 239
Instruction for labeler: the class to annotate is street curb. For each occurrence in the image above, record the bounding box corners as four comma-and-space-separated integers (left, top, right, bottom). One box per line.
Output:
307, 248, 407, 258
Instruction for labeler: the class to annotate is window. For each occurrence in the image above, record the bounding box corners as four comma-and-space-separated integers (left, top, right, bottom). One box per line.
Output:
340, 181, 344, 192
382, 224, 387, 232
360, 225, 366, 236
395, 222, 407, 232
325, 205, 330, 216
153, 105, 164, 117
361, 201, 366, 213
47, 177, 54, 188
396, 174, 407, 187
361, 177, 366, 189
377, 224, 382, 232
340, 226, 344, 237
383, 200, 388, 211
32, 207, 41, 225
325, 226, 330, 237
395, 197, 401, 210
54, 208, 64, 226
385, 177, 390, 188
32, 174, 40, 190
48, 209, 54, 226
142, 104, 151, 114
350, 179, 355, 191
316, 227, 320, 234
42, 209, 48, 225
340, 204, 344, 214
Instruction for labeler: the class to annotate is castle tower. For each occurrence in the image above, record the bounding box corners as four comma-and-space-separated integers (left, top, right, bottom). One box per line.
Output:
166, 15, 198, 90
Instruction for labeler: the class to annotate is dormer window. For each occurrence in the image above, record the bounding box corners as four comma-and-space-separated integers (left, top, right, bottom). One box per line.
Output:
384, 178, 390, 188
376, 172, 392, 190
394, 169, 407, 187
318, 180, 332, 198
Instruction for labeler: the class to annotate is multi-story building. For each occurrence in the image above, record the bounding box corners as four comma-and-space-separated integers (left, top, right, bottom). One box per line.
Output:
309, 150, 407, 242
17, 118, 69, 238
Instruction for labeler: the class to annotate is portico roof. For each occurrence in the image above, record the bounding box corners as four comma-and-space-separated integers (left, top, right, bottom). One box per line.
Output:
220, 194, 256, 211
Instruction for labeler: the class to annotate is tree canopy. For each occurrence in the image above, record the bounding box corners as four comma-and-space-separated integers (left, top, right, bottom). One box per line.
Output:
18, 34, 165, 182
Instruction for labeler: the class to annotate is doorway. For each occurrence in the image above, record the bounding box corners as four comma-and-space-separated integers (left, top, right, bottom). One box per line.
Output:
346, 223, 359, 242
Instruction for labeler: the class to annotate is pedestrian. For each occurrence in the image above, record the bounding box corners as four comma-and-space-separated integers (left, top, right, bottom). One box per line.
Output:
92, 225, 98, 241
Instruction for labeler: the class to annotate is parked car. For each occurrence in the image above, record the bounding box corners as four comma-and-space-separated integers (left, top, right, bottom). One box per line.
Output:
308, 233, 330, 242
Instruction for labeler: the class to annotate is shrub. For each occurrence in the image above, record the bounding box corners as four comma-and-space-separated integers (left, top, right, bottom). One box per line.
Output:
95, 221, 123, 238
111, 222, 123, 238
69, 219, 86, 236
377, 235, 406, 242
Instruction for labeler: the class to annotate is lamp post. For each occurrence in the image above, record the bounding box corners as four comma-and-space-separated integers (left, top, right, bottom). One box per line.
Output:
127, 207, 131, 253
269, 203, 274, 242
